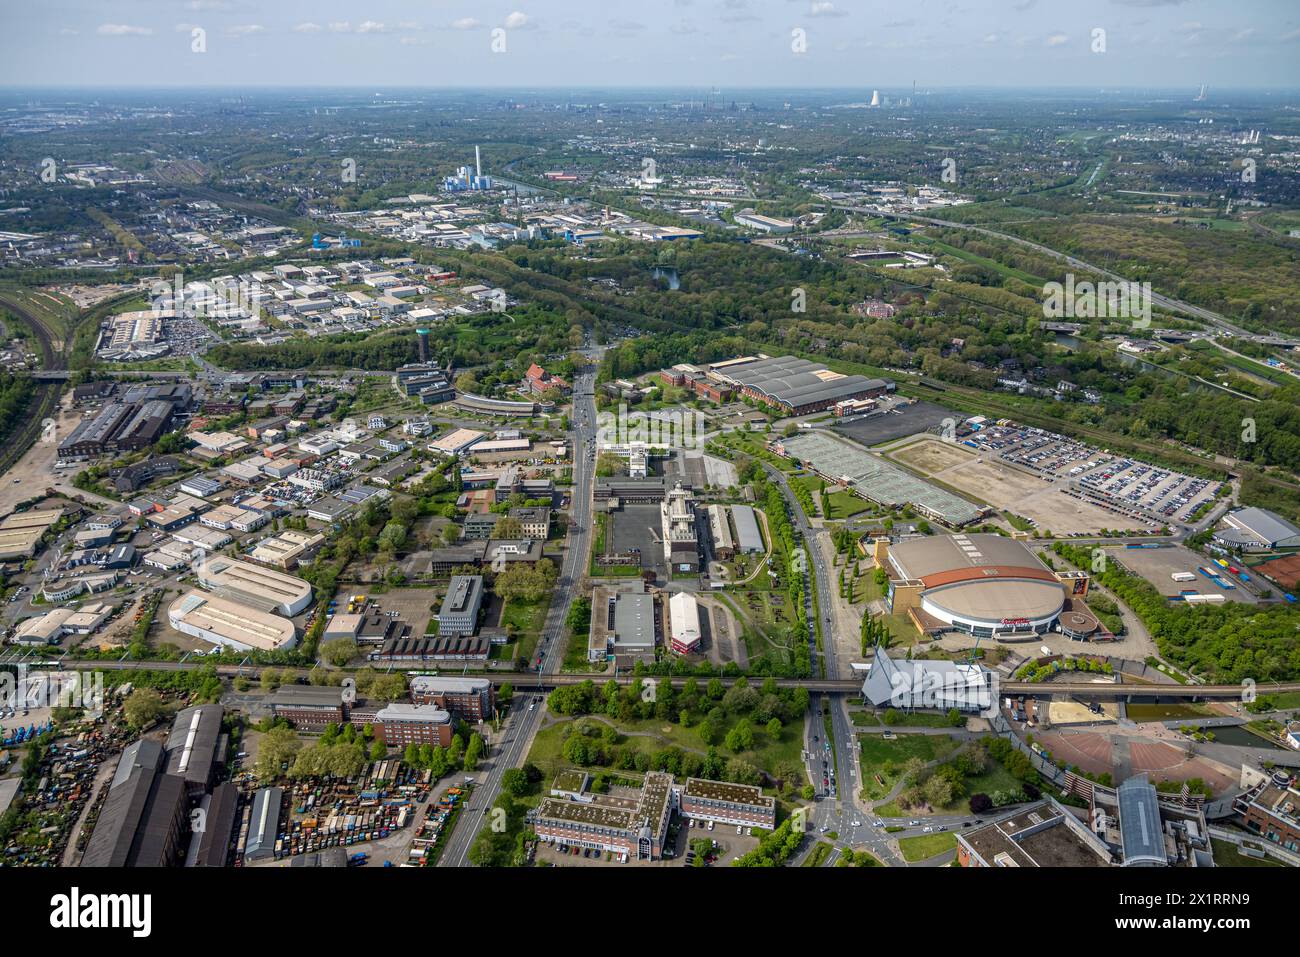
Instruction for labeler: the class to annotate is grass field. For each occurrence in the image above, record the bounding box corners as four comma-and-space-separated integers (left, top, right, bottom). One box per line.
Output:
859, 734, 959, 801
1211, 838, 1284, 868
898, 831, 957, 862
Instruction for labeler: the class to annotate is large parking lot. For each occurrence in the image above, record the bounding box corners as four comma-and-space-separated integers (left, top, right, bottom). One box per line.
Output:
606, 503, 666, 581
964, 423, 1221, 526
832, 399, 959, 447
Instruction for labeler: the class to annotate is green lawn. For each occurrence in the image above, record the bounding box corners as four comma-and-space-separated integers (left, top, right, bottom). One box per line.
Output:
494, 598, 548, 662
898, 831, 957, 862
1211, 838, 1284, 868
824, 491, 872, 519
859, 734, 960, 801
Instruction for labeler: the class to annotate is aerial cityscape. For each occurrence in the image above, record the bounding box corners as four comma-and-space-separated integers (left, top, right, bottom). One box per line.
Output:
1, 0, 1298, 928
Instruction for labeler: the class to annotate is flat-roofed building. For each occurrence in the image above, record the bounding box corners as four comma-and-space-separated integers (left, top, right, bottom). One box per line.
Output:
196, 556, 313, 616
509, 506, 551, 538
267, 685, 345, 730
172, 525, 233, 552
531, 771, 674, 861
437, 575, 484, 636
957, 799, 1112, 868
429, 428, 484, 456
678, 777, 776, 829
589, 582, 658, 664
249, 529, 324, 570
168, 591, 297, 653
0, 507, 63, 560
373, 703, 453, 747
409, 675, 496, 721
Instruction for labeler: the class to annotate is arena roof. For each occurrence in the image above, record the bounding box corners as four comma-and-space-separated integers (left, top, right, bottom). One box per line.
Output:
890, 534, 1066, 625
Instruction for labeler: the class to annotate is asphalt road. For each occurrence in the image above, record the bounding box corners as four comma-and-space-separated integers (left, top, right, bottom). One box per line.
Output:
437, 357, 600, 867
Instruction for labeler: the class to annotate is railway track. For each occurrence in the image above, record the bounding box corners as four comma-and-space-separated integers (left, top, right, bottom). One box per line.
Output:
0, 292, 67, 478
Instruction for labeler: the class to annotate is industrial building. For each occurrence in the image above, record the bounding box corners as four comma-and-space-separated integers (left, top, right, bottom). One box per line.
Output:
1213, 507, 1300, 552
57, 399, 179, 459
589, 582, 658, 663
705, 505, 734, 560
877, 535, 1080, 638
168, 591, 298, 653
709, 355, 892, 416
244, 787, 284, 862
249, 529, 324, 570
731, 504, 764, 554
668, 591, 702, 655
774, 430, 984, 527
164, 705, 226, 798
266, 685, 346, 730
83, 740, 190, 868
661, 482, 699, 574
196, 556, 313, 616
0, 507, 63, 560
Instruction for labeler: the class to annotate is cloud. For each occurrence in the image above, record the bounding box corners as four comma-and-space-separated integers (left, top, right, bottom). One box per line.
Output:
983, 33, 999, 44
356, 21, 390, 34
610, 19, 648, 32
97, 24, 153, 37
503, 12, 531, 30
293, 22, 322, 34
1045, 32, 1069, 46
1229, 27, 1255, 43
1281, 27, 1300, 42
450, 18, 481, 30
227, 24, 265, 37
327, 22, 352, 33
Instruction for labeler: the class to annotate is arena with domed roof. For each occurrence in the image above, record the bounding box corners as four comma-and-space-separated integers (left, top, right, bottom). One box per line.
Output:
876, 534, 1089, 638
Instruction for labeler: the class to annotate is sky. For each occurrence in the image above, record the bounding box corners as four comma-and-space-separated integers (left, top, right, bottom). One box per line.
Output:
1, 0, 1298, 89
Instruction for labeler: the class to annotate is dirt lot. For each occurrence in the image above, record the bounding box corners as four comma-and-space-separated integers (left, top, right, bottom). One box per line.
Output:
891, 437, 977, 474
0, 396, 85, 516
887, 437, 1123, 535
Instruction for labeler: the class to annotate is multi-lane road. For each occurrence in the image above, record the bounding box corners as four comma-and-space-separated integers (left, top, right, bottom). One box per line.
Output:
437, 356, 599, 867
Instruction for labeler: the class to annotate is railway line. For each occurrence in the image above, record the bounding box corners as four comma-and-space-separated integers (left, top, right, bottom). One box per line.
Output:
12, 655, 1295, 701
0, 292, 67, 478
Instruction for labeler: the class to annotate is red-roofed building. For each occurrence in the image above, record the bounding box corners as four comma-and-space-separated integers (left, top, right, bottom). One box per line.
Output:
526, 363, 570, 395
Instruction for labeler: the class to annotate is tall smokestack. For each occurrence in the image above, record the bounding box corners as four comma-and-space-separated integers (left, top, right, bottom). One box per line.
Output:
475, 145, 481, 178
416, 328, 429, 363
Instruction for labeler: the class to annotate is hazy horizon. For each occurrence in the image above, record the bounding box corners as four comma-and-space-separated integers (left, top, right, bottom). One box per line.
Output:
2, 0, 1297, 90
